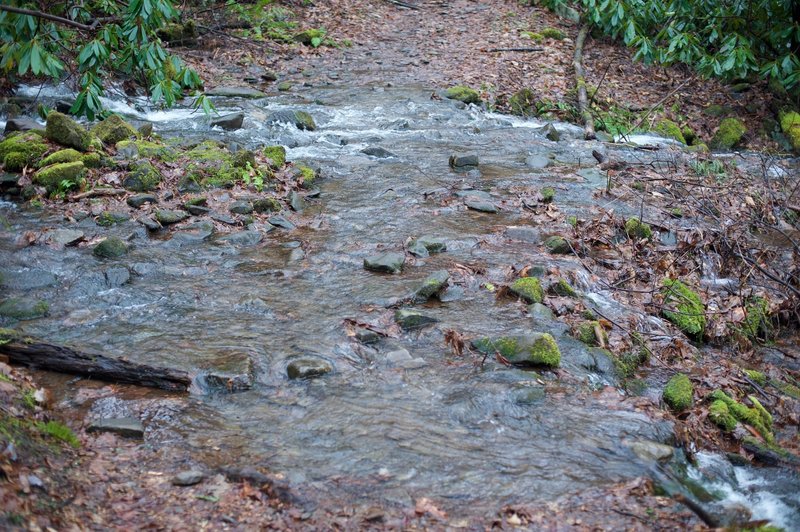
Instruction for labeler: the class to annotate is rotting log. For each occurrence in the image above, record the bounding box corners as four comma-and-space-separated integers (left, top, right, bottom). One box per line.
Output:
0, 330, 191, 392
573, 24, 596, 140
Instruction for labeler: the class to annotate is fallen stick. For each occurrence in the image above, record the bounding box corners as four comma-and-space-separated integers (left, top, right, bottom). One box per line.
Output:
0, 331, 192, 392
573, 24, 596, 140
71, 188, 126, 200
486, 47, 544, 53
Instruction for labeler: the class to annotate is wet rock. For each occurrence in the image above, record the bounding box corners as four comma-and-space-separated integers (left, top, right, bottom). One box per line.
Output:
385, 348, 412, 365
138, 123, 153, 137
87, 417, 144, 438
362, 146, 396, 158
104, 267, 131, 287
206, 86, 266, 98
525, 155, 551, 169
211, 112, 244, 131
4, 118, 40, 134
289, 248, 305, 261
528, 303, 555, 321
45, 112, 90, 151
211, 212, 237, 225
204, 351, 254, 391
394, 309, 438, 330
454, 189, 491, 200
465, 198, 498, 213
229, 201, 254, 215
138, 216, 161, 232
167, 221, 214, 245
448, 154, 479, 168
289, 191, 306, 212
172, 470, 205, 487
253, 197, 281, 213
505, 226, 540, 243
472, 333, 561, 367
126, 193, 158, 208
544, 235, 572, 254
287, 357, 333, 379
0, 173, 20, 187
266, 110, 316, 131
123, 160, 162, 192
0, 298, 49, 320
47, 228, 84, 246
217, 231, 262, 247
155, 209, 189, 225
277, 81, 293, 92
539, 123, 560, 141
91, 115, 137, 145
413, 235, 446, 254
93, 237, 129, 258
364, 252, 405, 274
407, 240, 429, 257
626, 439, 674, 462
439, 285, 464, 302
414, 270, 449, 301
267, 215, 296, 230
96, 211, 131, 227
186, 205, 210, 216
355, 329, 381, 344
400, 358, 428, 369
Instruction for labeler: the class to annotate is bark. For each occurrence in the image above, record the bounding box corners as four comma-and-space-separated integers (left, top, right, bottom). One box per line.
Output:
0, 334, 192, 392
573, 24, 596, 140
0, 5, 95, 31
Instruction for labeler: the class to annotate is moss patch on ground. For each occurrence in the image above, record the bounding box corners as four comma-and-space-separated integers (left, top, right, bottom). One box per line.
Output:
663, 373, 693, 411
710, 117, 746, 150
708, 390, 773, 442
33, 162, 85, 193
0, 132, 49, 171
625, 217, 652, 240
661, 279, 705, 338
509, 277, 544, 304
445, 85, 481, 104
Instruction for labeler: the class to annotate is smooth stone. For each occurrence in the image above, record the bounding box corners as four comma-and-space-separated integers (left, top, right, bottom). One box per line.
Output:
415, 270, 449, 301
505, 226, 540, 243
385, 348, 412, 364
170, 221, 215, 244
400, 358, 428, 369
414, 235, 446, 254
528, 303, 555, 321
364, 252, 405, 274
439, 285, 464, 302
203, 351, 254, 392
267, 215, 295, 230
454, 189, 491, 200
218, 231, 262, 247
449, 154, 479, 167
211, 112, 244, 131
86, 417, 144, 438
0, 173, 20, 187
465, 199, 498, 213
544, 235, 572, 254
210, 212, 237, 225
362, 146, 396, 158
96, 211, 130, 226
186, 205, 210, 216
289, 191, 306, 212
539, 123, 561, 141
253, 198, 280, 214
126, 193, 158, 208
172, 470, 205, 486
229, 201, 254, 215
155, 209, 189, 225
287, 357, 333, 379
0, 268, 57, 289
525, 155, 551, 169
407, 240, 429, 258
394, 309, 438, 330
138, 216, 161, 231
626, 440, 674, 462
206, 86, 266, 98
93, 237, 128, 258
104, 267, 130, 287
48, 229, 84, 246
4, 118, 41, 134
266, 110, 316, 131
355, 329, 381, 344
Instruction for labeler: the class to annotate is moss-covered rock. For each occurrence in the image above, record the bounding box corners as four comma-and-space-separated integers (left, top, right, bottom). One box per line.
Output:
123, 160, 162, 192
156, 20, 198, 45
33, 161, 85, 192
253, 197, 281, 213
653, 119, 686, 144
540, 186, 555, 203
710, 117, 746, 150
625, 217, 653, 240
661, 279, 705, 338
232, 149, 256, 169
778, 111, 800, 152
508, 88, 538, 116
91, 114, 138, 145
445, 85, 481, 104
550, 278, 577, 297
520, 31, 544, 43
575, 321, 607, 346
0, 298, 49, 320
95, 211, 130, 227
509, 277, 544, 304
115, 139, 177, 161
740, 296, 772, 340
709, 390, 773, 442
293, 28, 325, 45
540, 27, 566, 40
93, 237, 128, 258
544, 235, 572, 254
708, 400, 737, 431
663, 373, 693, 411
0, 132, 49, 171
294, 111, 316, 131
297, 164, 316, 187
45, 112, 90, 151
472, 333, 561, 367
181, 141, 239, 188
263, 145, 286, 169
39, 149, 81, 167
81, 152, 102, 168
743, 369, 767, 386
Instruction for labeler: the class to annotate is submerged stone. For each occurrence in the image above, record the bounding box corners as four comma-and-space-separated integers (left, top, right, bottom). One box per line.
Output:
394, 309, 438, 330
364, 252, 405, 274
0, 298, 49, 320
287, 357, 333, 379
93, 237, 128, 258
362, 146, 396, 158
471, 333, 561, 368
87, 417, 144, 438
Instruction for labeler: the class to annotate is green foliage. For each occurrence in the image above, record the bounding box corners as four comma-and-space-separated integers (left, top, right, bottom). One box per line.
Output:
540, 0, 800, 96
35, 420, 80, 448
690, 158, 726, 178
709, 390, 773, 442
575, 321, 607, 346
0, 1, 204, 119
540, 186, 555, 203
263, 145, 286, 169
779, 110, 800, 152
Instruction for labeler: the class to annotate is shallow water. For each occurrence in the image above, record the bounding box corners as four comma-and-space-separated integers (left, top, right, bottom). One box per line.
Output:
2, 83, 798, 521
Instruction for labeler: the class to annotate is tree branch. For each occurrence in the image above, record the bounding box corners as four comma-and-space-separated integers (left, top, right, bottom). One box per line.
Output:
0, 5, 95, 31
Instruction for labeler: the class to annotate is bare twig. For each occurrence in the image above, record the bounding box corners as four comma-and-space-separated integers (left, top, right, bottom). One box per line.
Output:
0, 5, 97, 31
621, 76, 695, 141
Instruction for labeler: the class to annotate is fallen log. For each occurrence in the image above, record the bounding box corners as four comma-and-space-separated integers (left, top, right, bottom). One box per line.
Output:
0, 330, 192, 392
573, 24, 596, 140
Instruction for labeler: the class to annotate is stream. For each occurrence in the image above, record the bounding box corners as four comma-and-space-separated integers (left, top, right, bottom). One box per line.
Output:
1, 82, 799, 527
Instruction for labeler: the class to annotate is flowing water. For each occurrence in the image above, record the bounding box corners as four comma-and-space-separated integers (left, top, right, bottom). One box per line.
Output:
1, 83, 798, 524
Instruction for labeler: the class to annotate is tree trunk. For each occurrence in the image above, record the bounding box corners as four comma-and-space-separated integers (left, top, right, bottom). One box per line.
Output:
573, 24, 596, 140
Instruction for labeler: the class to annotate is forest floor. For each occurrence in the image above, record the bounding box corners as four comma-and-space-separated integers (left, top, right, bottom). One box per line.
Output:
2, 0, 799, 530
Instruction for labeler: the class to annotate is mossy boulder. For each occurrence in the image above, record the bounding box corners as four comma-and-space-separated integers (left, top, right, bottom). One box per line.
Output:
575, 321, 607, 346
96, 211, 131, 227
39, 149, 81, 167
45, 112, 90, 151
661, 279, 705, 338
710, 117, 746, 150
549, 279, 577, 297
293, 28, 325, 45
297, 164, 316, 187
625, 217, 652, 240
509, 277, 544, 304
91, 114, 138, 145
81, 152, 102, 168
263, 145, 286, 169
653, 119, 686, 144
156, 20, 198, 45
394, 309, 439, 330
123, 160, 162, 192
0, 298, 49, 320
445, 85, 481, 104
544, 235, 572, 254
508, 88, 538, 116
708, 400, 737, 431
232, 149, 256, 169
740, 296, 772, 340
93, 237, 128, 258
471, 333, 561, 368
183, 141, 239, 188
116, 139, 177, 161
662, 373, 693, 411
33, 161, 85, 192
778, 111, 800, 152
0, 132, 48, 171
709, 390, 773, 442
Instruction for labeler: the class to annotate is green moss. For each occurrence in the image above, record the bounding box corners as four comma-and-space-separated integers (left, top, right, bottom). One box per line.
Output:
550, 278, 577, 297
520, 31, 543, 43
708, 400, 737, 431
528, 333, 561, 367
540, 27, 565, 40
709, 390, 773, 443
773, 380, 800, 399
670, 208, 683, 218
473, 334, 561, 367
566, 215, 577, 227
661, 279, 706, 338
541, 186, 555, 203
509, 277, 544, 304
703, 104, 730, 117
0, 132, 49, 170
293, 28, 325, 45
3, 152, 28, 172
740, 297, 771, 340
613, 348, 649, 379
779, 110, 800, 152
625, 217, 653, 240
544, 235, 571, 254
445, 85, 481, 104
263, 145, 286, 168
293, 111, 316, 131
93, 237, 128, 258
744, 369, 767, 386
682, 126, 696, 145
91, 114, 138, 145
663, 373, 693, 411
123, 160, 162, 192
33, 161, 85, 192
508, 88, 538, 116
232, 149, 256, 169
39, 148, 81, 167
686, 143, 709, 153
116, 139, 177, 161
575, 321, 607, 346
96, 211, 129, 227
81, 152, 102, 168
710, 117, 746, 150
45, 111, 90, 151
35, 420, 80, 448
653, 119, 686, 144
297, 164, 316, 187
253, 197, 281, 213
0, 298, 49, 320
